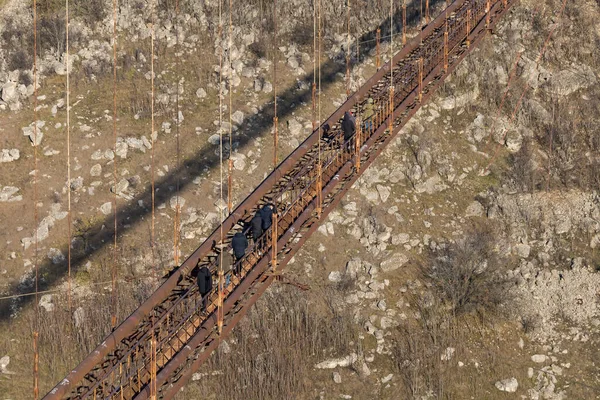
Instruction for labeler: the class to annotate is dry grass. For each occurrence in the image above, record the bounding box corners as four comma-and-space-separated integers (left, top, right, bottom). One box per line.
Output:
0, 277, 155, 397
179, 287, 360, 400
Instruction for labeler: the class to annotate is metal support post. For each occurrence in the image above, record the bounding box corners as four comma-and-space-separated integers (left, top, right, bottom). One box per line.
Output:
217, 266, 223, 334
444, 22, 449, 71
355, 119, 361, 172
273, 116, 278, 168
376, 28, 381, 69
271, 213, 278, 272
426, 0, 430, 23
388, 86, 394, 131
312, 82, 317, 131
228, 159, 233, 213
418, 58, 423, 102
316, 163, 323, 218
466, 9, 471, 48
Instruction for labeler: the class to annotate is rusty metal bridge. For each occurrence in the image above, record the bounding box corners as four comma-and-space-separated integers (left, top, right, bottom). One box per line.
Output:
45, 0, 514, 397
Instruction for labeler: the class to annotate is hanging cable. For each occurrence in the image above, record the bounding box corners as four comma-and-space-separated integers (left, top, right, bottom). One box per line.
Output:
149, 6, 158, 392
312, 0, 316, 133
174, 0, 182, 267
346, 0, 350, 98
151, 0, 157, 281
65, 0, 72, 313
402, 0, 407, 45
228, 0, 233, 214
217, 0, 224, 335
389, 0, 394, 132
316, 0, 322, 218
273, 0, 279, 170
271, 0, 279, 273
111, 0, 118, 330
32, 0, 39, 397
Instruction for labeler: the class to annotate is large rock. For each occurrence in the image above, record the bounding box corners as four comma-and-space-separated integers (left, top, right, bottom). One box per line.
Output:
0, 186, 22, 202
465, 200, 484, 217
376, 185, 391, 203
345, 257, 362, 279
196, 88, 207, 99
22, 121, 46, 146
288, 117, 303, 137
0, 355, 14, 375
549, 65, 597, 96
0, 149, 20, 163
495, 377, 518, 393
100, 202, 112, 215
39, 294, 55, 312
315, 353, 358, 369
0, 81, 18, 103
415, 175, 448, 194
111, 179, 129, 194
380, 253, 408, 272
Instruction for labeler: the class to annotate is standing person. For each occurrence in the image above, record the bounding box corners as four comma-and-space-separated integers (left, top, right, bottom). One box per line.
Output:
250, 211, 263, 243
219, 250, 233, 288
231, 231, 248, 274
322, 123, 333, 142
259, 203, 274, 231
363, 98, 375, 132
341, 111, 356, 152
197, 265, 212, 312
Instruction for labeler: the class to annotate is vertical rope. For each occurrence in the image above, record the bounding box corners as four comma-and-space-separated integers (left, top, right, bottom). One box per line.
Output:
315, 0, 322, 218
217, 0, 224, 335
32, 0, 39, 397
346, 0, 350, 98
389, 0, 394, 132
111, 0, 118, 330
174, 0, 181, 267
376, 28, 381, 68
65, 0, 72, 313
149, 4, 157, 388
312, 0, 316, 133
273, 0, 278, 169
271, 0, 279, 272
318, 0, 322, 138
228, 0, 233, 214
402, 0, 407, 45
150, 0, 157, 281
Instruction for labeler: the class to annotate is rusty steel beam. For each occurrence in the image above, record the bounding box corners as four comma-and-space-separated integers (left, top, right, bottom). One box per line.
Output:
44, 0, 516, 396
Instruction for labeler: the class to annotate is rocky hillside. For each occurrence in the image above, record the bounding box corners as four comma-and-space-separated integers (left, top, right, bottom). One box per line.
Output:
1, 0, 599, 398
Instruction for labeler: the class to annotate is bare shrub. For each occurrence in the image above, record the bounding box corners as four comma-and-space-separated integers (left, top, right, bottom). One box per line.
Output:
422, 223, 512, 318
8, 49, 32, 72
505, 139, 539, 193
183, 287, 359, 399
15, 278, 154, 395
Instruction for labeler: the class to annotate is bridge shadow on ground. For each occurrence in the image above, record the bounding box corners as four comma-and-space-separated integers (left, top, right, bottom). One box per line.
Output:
0, 0, 446, 321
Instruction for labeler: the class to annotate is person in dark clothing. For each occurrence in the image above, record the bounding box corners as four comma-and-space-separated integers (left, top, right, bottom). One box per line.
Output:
250, 212, 263, 243
322, 123, 333, 141
197, 266, 212, 312
341, 111, 356, 151
259, 204, 274, 231
231, 231, 248, 262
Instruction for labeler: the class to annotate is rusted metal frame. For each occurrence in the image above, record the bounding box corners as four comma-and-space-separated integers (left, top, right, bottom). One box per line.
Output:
46, 0, 488, 397
155, 136, 364, 399
139, 190, 327, 399
78, 286, 198, 398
